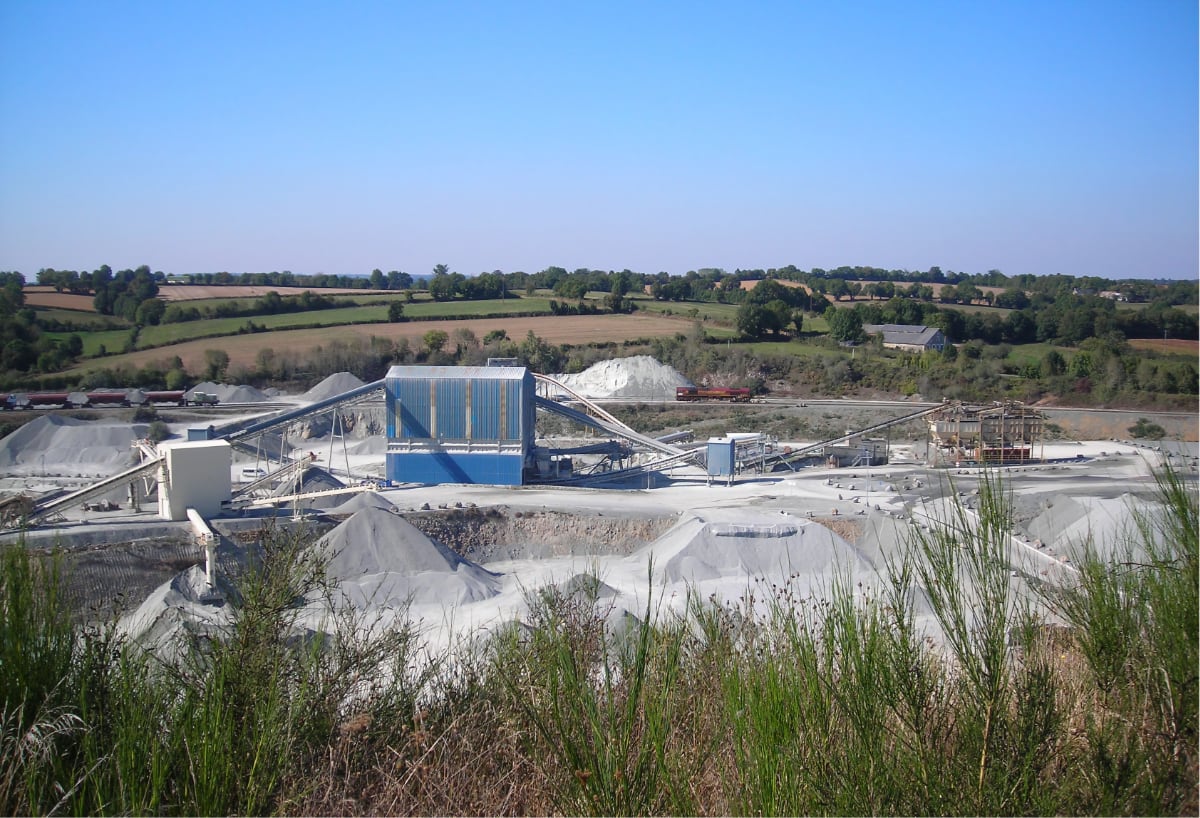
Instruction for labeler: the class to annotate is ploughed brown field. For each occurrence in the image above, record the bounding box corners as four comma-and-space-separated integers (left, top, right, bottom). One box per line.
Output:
1128, 338, 1199, 355
23, 288, 97, 311
70, 313, 696, 376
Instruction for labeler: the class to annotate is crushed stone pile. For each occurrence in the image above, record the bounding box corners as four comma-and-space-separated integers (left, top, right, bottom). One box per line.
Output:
186, 382, 269, 403
550, 355, 692, 399
647, 510, 873, 587
301, 372, 366, 402
117, 565, 236, 658
327, 491, 396, 516
1024, 493, 1147, 562
0, 416, 148, 474
345, 436, 386, 455
313, 507, 501, 607
274, 467, 345, 510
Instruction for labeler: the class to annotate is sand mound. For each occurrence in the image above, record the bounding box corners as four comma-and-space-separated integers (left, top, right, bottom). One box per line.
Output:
1024, 493, 1147, 561
314, 507, 500, 606
187, 382, 268, 403
556, 573, 620, 600
0, 416, 148, 473
274, 467, 345, 510
117, 565, 235, 656
327, 491, 396, 516
302, 372, 366, 402
644, 510, 873, 589
345, 436, 386, 455
550, 356, 692, 399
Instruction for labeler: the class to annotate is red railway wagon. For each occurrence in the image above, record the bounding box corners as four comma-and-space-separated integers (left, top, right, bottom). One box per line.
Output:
675, 386, 752, 403
23, 392, 71, 408
84, 391, 131, 407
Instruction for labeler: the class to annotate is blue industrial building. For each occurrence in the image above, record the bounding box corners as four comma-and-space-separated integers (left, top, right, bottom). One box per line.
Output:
384, 365, 536, 485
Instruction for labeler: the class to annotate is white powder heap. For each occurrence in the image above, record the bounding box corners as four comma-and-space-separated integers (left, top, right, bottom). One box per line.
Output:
313, 507, 501, 606
550, 355, 693, 400
301, 372, 366, 402
0, 415, 148, 475
187, 382, 269, 403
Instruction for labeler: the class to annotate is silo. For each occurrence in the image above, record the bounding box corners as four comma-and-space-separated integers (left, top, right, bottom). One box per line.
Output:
384, 365, 535, 485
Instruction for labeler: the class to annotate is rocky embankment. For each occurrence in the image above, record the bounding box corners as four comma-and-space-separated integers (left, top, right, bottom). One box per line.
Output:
406, 506, 677, 563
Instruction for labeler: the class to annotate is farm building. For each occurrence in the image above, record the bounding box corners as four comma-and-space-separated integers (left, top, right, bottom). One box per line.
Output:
384, 364, 536, 486
863, 324, 946, 352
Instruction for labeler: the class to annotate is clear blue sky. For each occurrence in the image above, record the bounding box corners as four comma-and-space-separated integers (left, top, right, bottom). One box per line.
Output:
1, 0, 1195, 281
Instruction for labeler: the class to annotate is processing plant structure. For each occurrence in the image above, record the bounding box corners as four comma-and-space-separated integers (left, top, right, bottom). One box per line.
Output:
925, 400, 1045, 466
5, 362, 1049, 533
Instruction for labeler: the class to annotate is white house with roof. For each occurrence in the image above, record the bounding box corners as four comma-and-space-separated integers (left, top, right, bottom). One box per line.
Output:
863, 324, 946, 352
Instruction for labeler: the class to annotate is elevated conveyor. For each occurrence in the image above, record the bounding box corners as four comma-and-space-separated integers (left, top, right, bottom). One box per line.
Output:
217, 379, 386, 441
532, 374, 699, 463
27, 456, 162, 524
767, 402, 949, 470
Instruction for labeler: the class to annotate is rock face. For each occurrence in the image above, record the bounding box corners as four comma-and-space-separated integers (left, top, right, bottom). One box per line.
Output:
406, 507, 677, 563
295, 408, 385, 440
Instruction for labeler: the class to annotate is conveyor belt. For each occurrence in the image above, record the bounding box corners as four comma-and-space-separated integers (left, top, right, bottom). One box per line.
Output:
767, 402, 950, 469
533, 374, 699, 462
28, 456, 162, 524
218, 380, 386, 441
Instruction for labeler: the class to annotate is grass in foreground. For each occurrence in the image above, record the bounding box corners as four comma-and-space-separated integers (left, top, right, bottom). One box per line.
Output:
1, 468, 1195, 815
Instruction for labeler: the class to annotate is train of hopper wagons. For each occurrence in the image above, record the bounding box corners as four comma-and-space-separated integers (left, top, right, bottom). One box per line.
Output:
1, 390, 220, 410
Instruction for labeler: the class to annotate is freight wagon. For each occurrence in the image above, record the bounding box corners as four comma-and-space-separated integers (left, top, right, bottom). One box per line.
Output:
675, 386, 753, 403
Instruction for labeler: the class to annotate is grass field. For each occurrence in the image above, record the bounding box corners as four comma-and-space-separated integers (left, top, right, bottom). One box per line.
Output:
69, 313, 698, 375
1129, 338, 1199, 356
32, 308, 129, 329
157, 284, 392, 301
626, 297, 741, 325
57, 297, 558, 351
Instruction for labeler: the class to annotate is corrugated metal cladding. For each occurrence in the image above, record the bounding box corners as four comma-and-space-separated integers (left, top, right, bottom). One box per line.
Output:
385, 365, 534, 445
384, 365, 533, 486
385, 451, 523, 486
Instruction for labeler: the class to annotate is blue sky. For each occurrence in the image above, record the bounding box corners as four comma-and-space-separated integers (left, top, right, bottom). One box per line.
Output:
1, 0, 1195, 280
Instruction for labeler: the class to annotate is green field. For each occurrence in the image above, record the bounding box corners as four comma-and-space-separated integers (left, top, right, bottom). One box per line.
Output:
70, 296, 561, 354
1117, 300, 1199, 314
33, 308, 129, 329
44, 328, 135, 357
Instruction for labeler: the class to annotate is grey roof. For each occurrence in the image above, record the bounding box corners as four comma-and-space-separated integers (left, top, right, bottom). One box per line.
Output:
862, 324, 944, 347
385, 365, 528, 380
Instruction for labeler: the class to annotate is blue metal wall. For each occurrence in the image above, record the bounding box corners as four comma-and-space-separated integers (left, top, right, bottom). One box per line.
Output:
384, 365, 533, 485
385, 451, 523, 486
385, 365, 532, 444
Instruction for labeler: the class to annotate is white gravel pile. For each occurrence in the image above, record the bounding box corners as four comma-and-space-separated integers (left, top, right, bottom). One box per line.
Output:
550, 355, 692, 399
301, 372, 366, 402
327, 491, 396, 516
1024, 493, 1147, 562
314, 507, 501, 607
117, 565, 234, 658
640, 508, 875, 599
186, 382, 269, 403
0, 416, 148, 475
